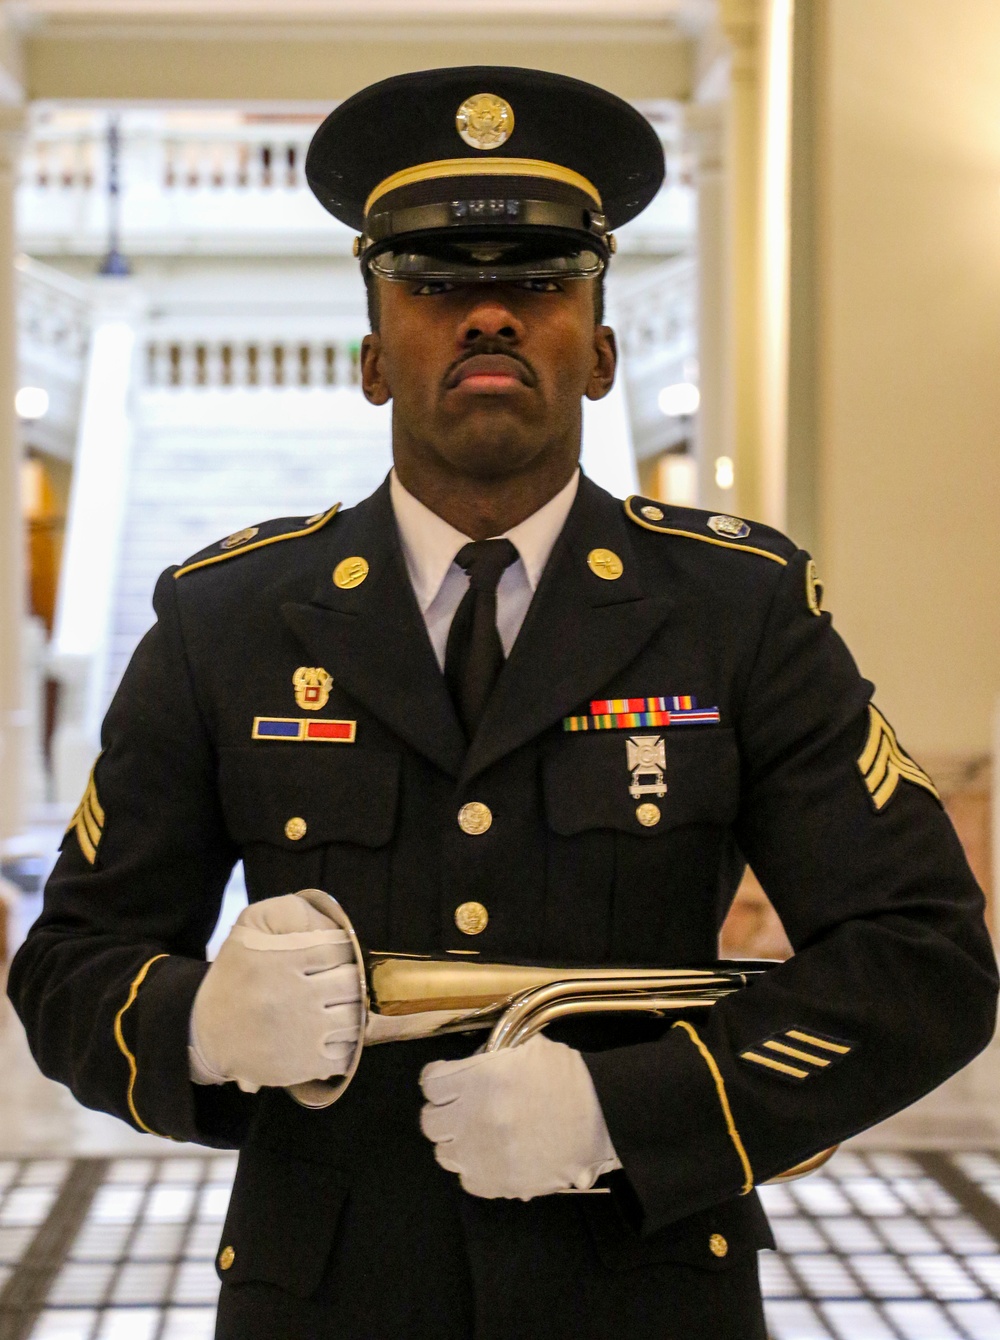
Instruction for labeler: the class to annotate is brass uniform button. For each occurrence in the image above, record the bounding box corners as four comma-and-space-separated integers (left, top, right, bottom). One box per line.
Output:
333, 556, 369, 589
284, 817, 308, 841
455, 901, 489, 935
458, 802, 492, 835
635, 802, 661, 828
219, 1245, 235, 1270
709, 1233, 728, 1258
587, 548, 624, 581
220, 526, 259, 550
640, 505, 664, 521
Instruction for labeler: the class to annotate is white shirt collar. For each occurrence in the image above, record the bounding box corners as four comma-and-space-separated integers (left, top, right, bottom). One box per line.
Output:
390, 468, 580, 613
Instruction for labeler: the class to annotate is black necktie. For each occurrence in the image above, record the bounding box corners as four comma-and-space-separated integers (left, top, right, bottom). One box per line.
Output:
444, 539, 519, 737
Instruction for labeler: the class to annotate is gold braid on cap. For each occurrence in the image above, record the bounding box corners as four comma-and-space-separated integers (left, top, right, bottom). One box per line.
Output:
364, 157, 602, 216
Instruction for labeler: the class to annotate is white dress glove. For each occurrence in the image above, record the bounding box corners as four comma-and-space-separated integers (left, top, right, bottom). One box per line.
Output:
189, 892, 362, 1093
419, 1033, 621, 1200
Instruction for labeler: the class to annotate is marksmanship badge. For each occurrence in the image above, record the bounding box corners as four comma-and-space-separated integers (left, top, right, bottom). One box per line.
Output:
626, 735, 667, 801
292, 666, 333, 711
456, 93, 515, 150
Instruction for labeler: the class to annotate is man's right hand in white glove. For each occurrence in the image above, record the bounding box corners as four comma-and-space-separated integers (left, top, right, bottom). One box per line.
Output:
189, 892, 362, 1093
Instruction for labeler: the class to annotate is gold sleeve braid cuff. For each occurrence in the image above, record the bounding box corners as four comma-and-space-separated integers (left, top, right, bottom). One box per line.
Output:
67, 764, 105, 865
672, 1020, 754, 1196
113, 955, 170, 1136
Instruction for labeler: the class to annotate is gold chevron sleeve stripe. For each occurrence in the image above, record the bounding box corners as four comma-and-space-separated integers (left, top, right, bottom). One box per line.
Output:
763, 1039, 831, 1067
87, 778, 105, 826
73, 812, 97, 865
113, 955, 169, 1137
174, 503, 341, 578
740, 1050, 809, 1080
858, 705, 940, 811
79, 794, 102, 850
786, 1030, 851, 1055
67, 765, 104, 865
673, 1021, 754, 1195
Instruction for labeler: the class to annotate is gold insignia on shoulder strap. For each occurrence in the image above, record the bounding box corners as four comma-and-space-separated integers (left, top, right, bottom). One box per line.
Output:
220, 526, 259, 550
858, 705, 940, 811
624, 497, 788, 567
805, 560, 824, 616
174, 504, 341, 579
68, 761, 105, 865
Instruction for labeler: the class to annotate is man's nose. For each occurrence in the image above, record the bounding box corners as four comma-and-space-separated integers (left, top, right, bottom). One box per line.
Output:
459, 295, 524, 346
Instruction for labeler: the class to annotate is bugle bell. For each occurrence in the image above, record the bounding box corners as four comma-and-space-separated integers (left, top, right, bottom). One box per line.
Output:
287, 889, 835, 1183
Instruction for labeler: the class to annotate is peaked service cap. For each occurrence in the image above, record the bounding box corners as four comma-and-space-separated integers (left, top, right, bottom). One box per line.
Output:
305, 66, 665, 283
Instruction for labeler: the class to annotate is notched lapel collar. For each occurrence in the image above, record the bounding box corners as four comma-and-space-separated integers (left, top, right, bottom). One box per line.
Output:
460, 478, 677, 785
281, 481, 466, 778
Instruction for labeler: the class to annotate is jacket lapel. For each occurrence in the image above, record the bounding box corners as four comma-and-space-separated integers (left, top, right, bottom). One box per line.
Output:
460, 477, 677, 785
281, 480, 467, 778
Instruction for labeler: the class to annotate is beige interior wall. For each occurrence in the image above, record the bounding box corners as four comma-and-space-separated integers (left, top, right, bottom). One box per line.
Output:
24, 20, 692, 102
817, 0, 1000, 756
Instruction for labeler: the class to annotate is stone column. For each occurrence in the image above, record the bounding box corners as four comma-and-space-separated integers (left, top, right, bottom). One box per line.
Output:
683, 102, 732, 514
0, 105, 26, 850
719, 0, 764, 522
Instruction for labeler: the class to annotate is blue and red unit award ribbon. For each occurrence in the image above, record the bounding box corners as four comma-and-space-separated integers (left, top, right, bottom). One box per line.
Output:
252, 717, 356, 742
563, 697, 720, 732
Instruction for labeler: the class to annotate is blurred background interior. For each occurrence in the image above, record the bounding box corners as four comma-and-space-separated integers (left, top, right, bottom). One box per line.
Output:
0, 2, 998, 1337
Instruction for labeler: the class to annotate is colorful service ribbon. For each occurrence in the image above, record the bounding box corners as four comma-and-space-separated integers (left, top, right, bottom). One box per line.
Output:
563, 696, 720, 732
252, 717, 356, 742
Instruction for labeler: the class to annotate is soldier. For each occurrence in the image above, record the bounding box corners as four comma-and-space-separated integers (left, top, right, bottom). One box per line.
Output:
9, 66, 997, 1340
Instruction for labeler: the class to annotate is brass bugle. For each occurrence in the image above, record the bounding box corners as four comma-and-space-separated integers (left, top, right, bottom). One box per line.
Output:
287, 890, 836, 1183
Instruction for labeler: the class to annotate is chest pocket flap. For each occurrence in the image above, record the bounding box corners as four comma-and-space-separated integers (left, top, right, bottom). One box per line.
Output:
544, 728, 740, 838
218, 746, 400, 851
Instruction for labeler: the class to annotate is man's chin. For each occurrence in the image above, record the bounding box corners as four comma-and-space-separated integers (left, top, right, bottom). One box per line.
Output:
434, 438, 545, 482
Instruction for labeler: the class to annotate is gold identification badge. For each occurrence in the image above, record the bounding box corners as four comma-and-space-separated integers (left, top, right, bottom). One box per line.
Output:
292, 666, 333, 711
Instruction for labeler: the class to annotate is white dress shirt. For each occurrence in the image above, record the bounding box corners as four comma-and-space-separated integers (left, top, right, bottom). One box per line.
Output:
390, 468, 579, 671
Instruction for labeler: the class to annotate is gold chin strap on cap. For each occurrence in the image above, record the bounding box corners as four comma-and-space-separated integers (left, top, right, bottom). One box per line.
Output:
364, 157, 603, 216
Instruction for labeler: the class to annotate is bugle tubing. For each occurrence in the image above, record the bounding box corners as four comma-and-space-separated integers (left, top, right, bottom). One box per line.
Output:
286, 890, 836, 1183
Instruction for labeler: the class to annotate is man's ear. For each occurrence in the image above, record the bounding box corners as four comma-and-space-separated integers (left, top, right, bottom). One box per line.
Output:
361, 333, 391, 405
585, 325, 617, 402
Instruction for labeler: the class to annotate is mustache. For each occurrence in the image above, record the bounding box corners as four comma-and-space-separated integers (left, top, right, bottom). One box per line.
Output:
441, 343, 538, 391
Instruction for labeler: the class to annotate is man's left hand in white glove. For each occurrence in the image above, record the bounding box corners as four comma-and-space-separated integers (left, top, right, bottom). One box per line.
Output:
419, 1033, 621, 1200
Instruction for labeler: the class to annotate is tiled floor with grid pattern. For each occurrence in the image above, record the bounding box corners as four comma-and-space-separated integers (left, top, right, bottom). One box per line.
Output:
0, 1155, 235, 1340
3, 1150, 1000, 1337
758, 1149, 1000, 1338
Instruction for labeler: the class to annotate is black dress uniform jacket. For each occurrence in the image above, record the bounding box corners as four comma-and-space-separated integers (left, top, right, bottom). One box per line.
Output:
9, 475, 997, 1340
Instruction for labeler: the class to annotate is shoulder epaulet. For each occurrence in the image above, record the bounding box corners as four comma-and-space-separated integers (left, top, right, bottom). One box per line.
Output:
623, 496, 795, 566
173, 503, 341, 579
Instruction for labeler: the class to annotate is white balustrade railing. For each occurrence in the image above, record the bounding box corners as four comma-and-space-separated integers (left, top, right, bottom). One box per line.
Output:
21, 118, 320, 197
16, 256, 92, 459
160, 131, 316, 193
143, 336, 362, 389
612, 257, 697, 370
18, 110, 692, 259
17, 256, 91, 379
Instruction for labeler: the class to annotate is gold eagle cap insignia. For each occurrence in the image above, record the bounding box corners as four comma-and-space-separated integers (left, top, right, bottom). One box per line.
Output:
292, 666, 333, 711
